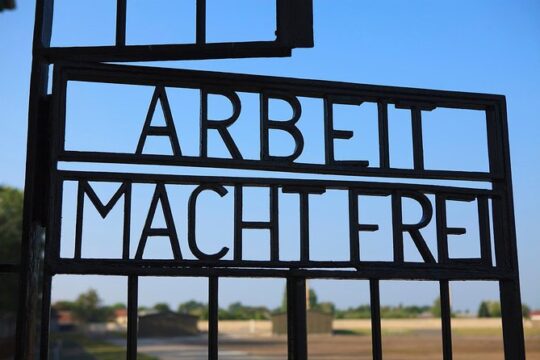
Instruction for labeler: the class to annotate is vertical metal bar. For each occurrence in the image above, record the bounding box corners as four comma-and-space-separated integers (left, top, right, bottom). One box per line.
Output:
486, 103, 525, 359
270, 186, 280, 261
74, 181, 84, 259
323, 97, 334, 165
122, 182, 132, 260
477, 195, 492, 266
499, 280, 526, 359
234, 185, 243, 260
196, 0, 206, 44
370, 279, 382, 360
276, 0, 314, 47
287, 277, 307, 360
116, 0, 127, 46
208, 276, 219, 360
391, 191, 404, 263
299, 192, 309, 262
260, 93, 270, 161
199, 89, 209, 157
126, 276, 138, 360
348, 190, 359, 263
411, 108, 424, 171
39, 273, 52, 360
440, 280, 453, 360
377, 102, 390, 169
16, 0, 54, 357
435, 194, 449, 264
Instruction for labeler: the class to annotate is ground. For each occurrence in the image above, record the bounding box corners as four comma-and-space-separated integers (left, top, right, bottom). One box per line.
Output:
134, 332, 539, 360
51, 319, 540, 359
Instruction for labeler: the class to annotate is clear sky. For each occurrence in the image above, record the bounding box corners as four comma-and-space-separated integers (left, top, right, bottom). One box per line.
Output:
0, 0, 539, 313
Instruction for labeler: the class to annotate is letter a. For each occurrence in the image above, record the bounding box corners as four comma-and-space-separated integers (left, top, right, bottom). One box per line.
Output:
136, 86, 182, 156
135, 183, 182, 260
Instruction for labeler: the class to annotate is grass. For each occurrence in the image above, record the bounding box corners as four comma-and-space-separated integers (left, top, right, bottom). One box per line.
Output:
50, 333, 158, 360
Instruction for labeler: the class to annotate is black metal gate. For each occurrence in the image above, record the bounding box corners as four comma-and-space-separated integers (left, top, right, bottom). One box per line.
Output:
10, 1, 526, 359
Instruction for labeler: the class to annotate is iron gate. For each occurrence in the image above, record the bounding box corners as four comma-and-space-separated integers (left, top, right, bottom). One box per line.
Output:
10, 0, 526, 359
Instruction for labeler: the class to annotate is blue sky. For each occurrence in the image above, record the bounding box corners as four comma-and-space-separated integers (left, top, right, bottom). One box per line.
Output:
1, 1, 539, 312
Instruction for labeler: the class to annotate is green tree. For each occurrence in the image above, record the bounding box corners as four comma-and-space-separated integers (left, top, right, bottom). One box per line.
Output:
313, 301, 335, 315
522, 304, 531, 318
52, 300, 77, 311
478, 300, 501, 318
111, 302, 126, 310
153, 303, 171, 313
72, 289, 112, 323
478, 301, 490, 317
431, 297, 441, 317
178, 300, 208, 319
0, 187, 23, 314
0, 186, 23, 263
308, 289, 318, 308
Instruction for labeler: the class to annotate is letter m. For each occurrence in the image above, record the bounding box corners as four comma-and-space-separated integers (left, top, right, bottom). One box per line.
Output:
75, 181, 132, 259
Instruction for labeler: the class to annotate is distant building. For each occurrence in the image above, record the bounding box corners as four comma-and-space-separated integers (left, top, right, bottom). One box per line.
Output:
50, 309, 76, 332
530, 310, 540, 321
138, 311, 199, 337
114, 308, 128, 328
272, 310, 333, 335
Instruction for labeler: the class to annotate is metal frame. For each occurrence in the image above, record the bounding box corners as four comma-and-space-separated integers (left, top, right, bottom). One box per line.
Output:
39, 0, 313, 62
13, 1, 526, 359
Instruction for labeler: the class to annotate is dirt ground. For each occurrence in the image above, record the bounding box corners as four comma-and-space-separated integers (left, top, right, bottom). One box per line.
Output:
217, 333, 540, 360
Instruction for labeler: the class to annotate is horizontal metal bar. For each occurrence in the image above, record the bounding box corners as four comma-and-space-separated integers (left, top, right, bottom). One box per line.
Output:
41, 41, 293, 62
0, 263, 20, 273
49, 259, 513, 280
59, 152, 497, 182
56, 170, 497, 196
57, 62, 505, 108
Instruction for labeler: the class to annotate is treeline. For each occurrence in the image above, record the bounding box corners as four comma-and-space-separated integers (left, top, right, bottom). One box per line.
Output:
53, 289, 125, 323
478, 300, 530, 318
52, 289, 533, 323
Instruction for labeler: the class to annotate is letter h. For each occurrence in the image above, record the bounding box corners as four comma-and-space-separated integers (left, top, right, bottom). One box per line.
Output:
234, 185, 279, 261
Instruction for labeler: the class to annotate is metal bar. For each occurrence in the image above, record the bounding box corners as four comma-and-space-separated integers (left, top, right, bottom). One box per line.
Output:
391, 191, 404, 263
49, 260, 510, 280
0, 264, 20, 273
39, 273, 52, 360
436, 194, 449, 264
490, 101, 526, 359
234, 185, 243, 260
50, 257, 500, 271
116, 0, 127, 46
440, 280, 453, 360
127, 276, 138, 360
411, 108, 424, 171
348, 190, 360, 262
477, 195, 493, 266
378, 102, 390, 169
276, 0, 313, 47
74, 181, 84, 259
16, 0, 54, 357
270, 186, 280, 261
196, 0, 206, 45
208, 276, 218, 360
370, 279, 382, 360
499, 280, 526, 359
56, 62, 504, 108
40, 42, 293, 62
287, 277, 307, 360
56, 170, 497, 197
122, 183, 132, 260
59, 152, 495, 181
299, 192, 310, 262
